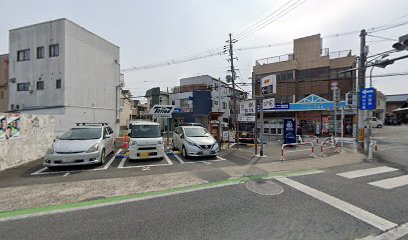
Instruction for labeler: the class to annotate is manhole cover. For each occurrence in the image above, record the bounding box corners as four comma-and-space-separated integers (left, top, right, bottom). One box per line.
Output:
245, 180, 284, 196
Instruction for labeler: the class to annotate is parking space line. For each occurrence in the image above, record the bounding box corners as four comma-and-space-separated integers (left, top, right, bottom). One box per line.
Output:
276, 177, 397, 231
118, 156, 127, 168
173, 153, 185, 163
103, 149, 122, 170
216, 156, 226, 161
30, 167, 48, 176
30, 149, 122, 176
164, 153, 173, 165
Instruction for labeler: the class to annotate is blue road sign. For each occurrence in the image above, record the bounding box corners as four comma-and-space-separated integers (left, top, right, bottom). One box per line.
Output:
188, 96, 193, 101
359, 88, 376, 110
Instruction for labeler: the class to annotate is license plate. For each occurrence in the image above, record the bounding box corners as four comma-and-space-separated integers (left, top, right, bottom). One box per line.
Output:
140, 152, 149, 158
203, 150, 211, 155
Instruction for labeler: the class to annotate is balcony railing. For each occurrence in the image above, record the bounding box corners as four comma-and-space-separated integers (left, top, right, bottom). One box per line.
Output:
328, 50, 352, 59
255, 54, 294, 66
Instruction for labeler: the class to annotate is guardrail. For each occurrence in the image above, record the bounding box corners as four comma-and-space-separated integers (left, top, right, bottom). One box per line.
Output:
281, 141, 315, 161
320, 137, 339, 155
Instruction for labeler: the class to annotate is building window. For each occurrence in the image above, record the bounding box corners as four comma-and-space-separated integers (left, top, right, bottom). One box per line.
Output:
214, 83, 218, 91
17, 49, 30, 61
56, 79, 62, 89
172, 100, 175, 105
37, 47, 44, 59
37, 81, 44, 90
214, 100, 218, 106
10, 104, 14, 110
17, 82, 30, 91
222, 102, 227, 109
159, 96, 163, 104
49, 44, 59, 57
0, 91, 3, 99
16, 105, 20, 110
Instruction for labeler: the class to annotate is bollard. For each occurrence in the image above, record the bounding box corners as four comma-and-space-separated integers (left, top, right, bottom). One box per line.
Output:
368, 141, 374, 161
311, 142, 315, 157
281, 147, 285, 161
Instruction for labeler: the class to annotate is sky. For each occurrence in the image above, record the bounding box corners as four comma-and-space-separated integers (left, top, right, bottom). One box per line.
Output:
1, 0, 408, 101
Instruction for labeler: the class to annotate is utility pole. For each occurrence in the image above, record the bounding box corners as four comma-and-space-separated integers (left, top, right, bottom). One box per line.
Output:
228, 33, 239, 149
358, 29, 367, 150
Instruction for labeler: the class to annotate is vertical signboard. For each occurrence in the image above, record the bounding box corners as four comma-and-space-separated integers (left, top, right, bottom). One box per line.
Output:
283, 119, 296, 144
261, 74, 277, 95
239, 100, 255, 114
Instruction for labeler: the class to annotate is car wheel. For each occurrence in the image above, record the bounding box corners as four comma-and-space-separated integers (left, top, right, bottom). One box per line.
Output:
377, 124, 382, 128
182, 146, 189, 159
97, 149, 105, 166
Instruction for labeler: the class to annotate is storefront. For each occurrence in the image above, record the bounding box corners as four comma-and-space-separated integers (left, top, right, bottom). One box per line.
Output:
257, 94, 356, 138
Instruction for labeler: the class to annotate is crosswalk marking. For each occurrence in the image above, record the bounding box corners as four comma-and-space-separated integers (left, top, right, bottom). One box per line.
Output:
368, 175, 408, 189
337, 166, 399, 179
276, 177, 398, 231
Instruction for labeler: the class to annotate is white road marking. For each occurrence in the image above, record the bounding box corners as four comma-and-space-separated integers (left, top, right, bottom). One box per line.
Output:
358, 222, 408, 240
30, 167, 48, 176
142, 166, 150, 171
31, 149, 123, 176
62, 173, 70, 177
163, 153, 173, 165
173, 154, 185, 163
102, 149, 122, 170
380, 146, 406, 151
337, 166, 399, 179
368, 175, 408, 189
275, 177, 398, 231
216, 156, 226, 161
118, 157, 127, 168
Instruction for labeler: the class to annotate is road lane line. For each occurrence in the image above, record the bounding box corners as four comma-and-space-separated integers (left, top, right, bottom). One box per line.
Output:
173, 154, 185, 164
337, 166, 399, 179
358, 221, 408, 240
368, 175, 408, 189
102, 149, 122, 170
275, 177, 397, 231
164, 153, 173, 165
62, 173, 69, 177
31, 167, 48, 176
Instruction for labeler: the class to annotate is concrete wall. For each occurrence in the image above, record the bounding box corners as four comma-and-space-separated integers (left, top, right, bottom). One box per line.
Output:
0, 114, 54, 171
9, 19, 66, 110
0, 54, 8, 112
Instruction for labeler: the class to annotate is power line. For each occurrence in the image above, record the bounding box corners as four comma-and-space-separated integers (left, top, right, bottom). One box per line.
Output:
236, 0, 307, 41
121, 47, 225, 72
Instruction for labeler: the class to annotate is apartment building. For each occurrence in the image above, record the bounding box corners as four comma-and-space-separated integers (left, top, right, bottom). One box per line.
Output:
170, 75, 247, 127
8, 19, 121, 134
0, 54, 8, 112
252, 34, 356, 137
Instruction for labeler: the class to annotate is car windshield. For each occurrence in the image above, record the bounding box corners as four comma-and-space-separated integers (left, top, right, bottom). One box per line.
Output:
184, 127, 210, 137
60, 128, 102, 140
130, 125, 161, 138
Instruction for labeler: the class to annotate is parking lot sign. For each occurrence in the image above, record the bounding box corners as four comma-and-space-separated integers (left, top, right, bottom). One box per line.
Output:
359, 88, 376, 110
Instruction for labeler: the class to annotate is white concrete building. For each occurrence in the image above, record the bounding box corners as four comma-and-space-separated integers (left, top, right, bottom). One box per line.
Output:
8, 19, 121, 135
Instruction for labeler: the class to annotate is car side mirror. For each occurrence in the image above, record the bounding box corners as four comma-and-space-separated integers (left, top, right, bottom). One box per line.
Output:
128, 133, 131, 137
180, 134, 184, 139
105, 134, 111, 139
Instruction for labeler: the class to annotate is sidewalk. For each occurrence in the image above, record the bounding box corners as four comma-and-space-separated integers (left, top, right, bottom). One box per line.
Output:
0, 147, 365, 212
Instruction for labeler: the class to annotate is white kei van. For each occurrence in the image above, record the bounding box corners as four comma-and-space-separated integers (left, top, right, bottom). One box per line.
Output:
128, 121, 165, 160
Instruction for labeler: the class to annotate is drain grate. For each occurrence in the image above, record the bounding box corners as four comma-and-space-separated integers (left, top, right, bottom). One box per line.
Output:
245, 180, 284, 196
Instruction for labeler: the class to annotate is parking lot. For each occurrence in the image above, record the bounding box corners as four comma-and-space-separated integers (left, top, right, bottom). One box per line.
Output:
0, 138, 342, 190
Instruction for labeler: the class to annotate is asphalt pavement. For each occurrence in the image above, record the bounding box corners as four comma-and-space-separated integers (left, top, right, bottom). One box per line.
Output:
1, 162, 407, 240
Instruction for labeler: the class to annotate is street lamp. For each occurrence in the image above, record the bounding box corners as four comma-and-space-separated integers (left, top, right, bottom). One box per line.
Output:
392, 34, 408, 51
